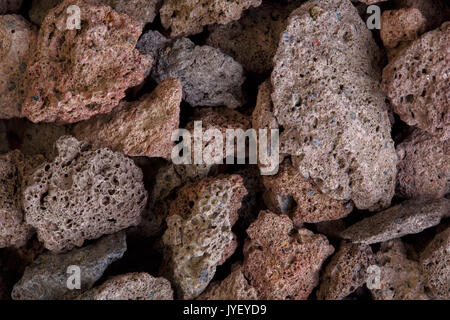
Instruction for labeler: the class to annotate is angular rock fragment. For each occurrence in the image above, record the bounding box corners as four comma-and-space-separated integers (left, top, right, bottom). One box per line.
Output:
78, 272, 173, 300
0, 15, 36, 119
23, 0, 153, 124
0, 150, 43, 248
370, 239, 428, 300
271, 0, 397, 210
162, 175, 247, 299
74, 78, 182, 160
396, 128, 449, 199
160, 0, 262, 37
12, 232, 127, 300
342, 198, 450, 244
148, 35, 245, 109
23, 137, 147, 252
381, 8, 426, 49
198, 267, 258, 300
243, 211, 334, 300
382, 22, 450, 141
206, 1, 303, 74
0, 0, 23, 14
262, 159, 353, 224
317, 242, 375, 300
136, 30, 170, 62
420, 227, 450, 300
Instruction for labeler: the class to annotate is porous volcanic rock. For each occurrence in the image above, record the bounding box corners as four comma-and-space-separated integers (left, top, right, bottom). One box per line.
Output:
74, 78, 182, 160
393, 0, 450, 31
0, 15, 36, 119
11, 232, 127, 300
78, 272, 174, 300
23, 136, 147, 252
382, 22, 450, 141
271, 0, 397, 211
243, 211, 334, 300
161, 175, 247, 299
342, 198, 450, 244
396, 128, 450, 199
381, 8, 426, 48
22, 0, 153, 124
160, 0, 262, 37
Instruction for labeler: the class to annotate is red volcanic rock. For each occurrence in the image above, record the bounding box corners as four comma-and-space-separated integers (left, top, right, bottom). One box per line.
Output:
381, 8, 426, 49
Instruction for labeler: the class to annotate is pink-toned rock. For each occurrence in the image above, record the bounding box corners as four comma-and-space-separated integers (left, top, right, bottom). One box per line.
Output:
162, 175, 247, 299
79, 272, 174, 300
74, 78, 182, 160
243, 211, 334, 300
396, 128, 449, 199
317, 242, 376, 300
198, 266, 258, 300
0, 150, 43, 248
0, 15, 36, 119
393, 0, 450, 31
382, 22, 450, 141
160, 0, 262, 37
0, 0, 23, 14
420, 227, 450, 299
23, 137, 147, 252
381, 8, 426, 48
22, 0, 152, 124
262, 159, 353, 224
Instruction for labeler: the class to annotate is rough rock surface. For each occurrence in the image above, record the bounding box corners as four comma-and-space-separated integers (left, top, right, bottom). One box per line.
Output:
396, 128, 450, 199
74, 78, 182, 160
150, 36, 245, 109
0, 15, 36, 119
393, 0, 450, 31
11, 232, 127, 300
342, 198, 450, 244
262, 159, 353, 224
160, 0, 262, 37
420, 227, 450, 300
22, 0, 153, 124
381, 8, 426, 49
243, 211, 334, 300
271, 0, 397, 211
23, 137, 147, 252
382, 22, 450, 141
78, 272, 173, 300
206, 1, 303, 74
198, 267, 258, 300
317, 242, 375, 300
371, 240, 428, 300
162, 175, 247, 299
0, 0, 23, 14
0, 150, 43, 248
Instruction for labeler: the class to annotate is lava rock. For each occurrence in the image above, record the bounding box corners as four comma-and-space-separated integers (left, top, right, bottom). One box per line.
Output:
381, 8, 426, 49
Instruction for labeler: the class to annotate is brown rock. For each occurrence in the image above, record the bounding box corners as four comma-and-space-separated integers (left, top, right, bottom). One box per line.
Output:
393, 0, 450, 31
162, 175, 247, 299
23, 137, 147, 252
78, 272, 174, 300
0, 15, 36, 119
74, 78, 182, 160
160, 0, 262, 37
262, 159, 353, 224
382, 22, 450, 141
381, 8, 426, 48
317, 242, 376, 300
342, 198, 450, 244
22, 0, 152, 124
243, 211, 334, 300
396, 128, 450, 199
420, 226, 450, 299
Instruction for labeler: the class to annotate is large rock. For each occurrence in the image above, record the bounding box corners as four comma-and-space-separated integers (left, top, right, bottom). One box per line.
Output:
270, 0, 397, 210
0, 15, 36, 119
381, 8, 426, 49
12, 232, 127, 300
23, 137, 147, 252
74, 78, 182, 160
160, 0, 262, 37
382, 22, 450, 141
243, 211, 334, 300
342, 198, 450, 244
161, 175, 247, 299
22, 0, 152, 124
396, 128, 449, 199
